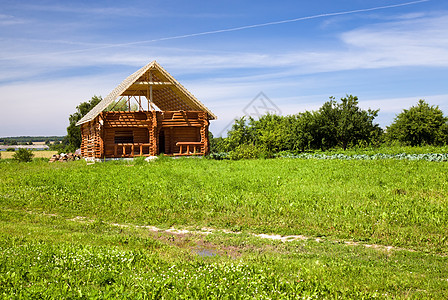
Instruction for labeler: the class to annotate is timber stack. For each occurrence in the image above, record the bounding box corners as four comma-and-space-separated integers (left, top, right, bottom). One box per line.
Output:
49, 153, 81, 162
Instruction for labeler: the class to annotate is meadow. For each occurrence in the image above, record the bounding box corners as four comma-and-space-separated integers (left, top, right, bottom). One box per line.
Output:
0, 150, 57, 160
0, 155, 447, 298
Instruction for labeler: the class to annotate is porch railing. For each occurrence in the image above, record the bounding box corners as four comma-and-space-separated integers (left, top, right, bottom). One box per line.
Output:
114, 143, 151, 157
175, 142, 203, 156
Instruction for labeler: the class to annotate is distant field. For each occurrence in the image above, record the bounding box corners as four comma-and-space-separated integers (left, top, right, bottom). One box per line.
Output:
0, 150, 57, 159
1, 157, 447, 298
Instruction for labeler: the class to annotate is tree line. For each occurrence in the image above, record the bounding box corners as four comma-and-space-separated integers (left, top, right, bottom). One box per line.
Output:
210, 96, 448, 156
0, 136, 65, 146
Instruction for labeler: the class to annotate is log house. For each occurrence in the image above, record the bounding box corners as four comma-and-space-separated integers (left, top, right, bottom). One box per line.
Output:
76, 61, 216, 158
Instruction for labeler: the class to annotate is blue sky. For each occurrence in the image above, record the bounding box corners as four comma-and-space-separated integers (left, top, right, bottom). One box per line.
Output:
1, 0, 447, 137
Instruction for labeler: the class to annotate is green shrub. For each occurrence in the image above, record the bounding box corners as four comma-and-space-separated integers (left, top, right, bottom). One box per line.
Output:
207, 152, 229, 160
13, 148, 34, 162
228, 144, 269, 160
6, 148, 15, 151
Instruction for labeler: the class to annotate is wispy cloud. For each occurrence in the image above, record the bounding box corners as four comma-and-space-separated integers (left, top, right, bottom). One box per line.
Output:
0, 14, 27, 26
15, 3, 145, 17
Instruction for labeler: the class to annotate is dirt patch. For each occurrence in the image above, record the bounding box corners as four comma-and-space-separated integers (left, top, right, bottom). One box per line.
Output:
26, 210, 435, 256
146, 229, 242, 258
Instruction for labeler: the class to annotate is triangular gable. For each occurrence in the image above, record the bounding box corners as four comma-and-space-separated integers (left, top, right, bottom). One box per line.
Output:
76, 61, 216, 126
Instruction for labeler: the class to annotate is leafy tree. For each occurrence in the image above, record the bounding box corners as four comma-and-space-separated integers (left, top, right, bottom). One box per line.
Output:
106, 98, 138, 111
386, 100, 448, 146
66, 95, 102, 151
209, 132, 227, 153
225, 117, 256, 151
335, 95, 381, 150
253, 114, 286, 153
315, 97, 340, 150
312, 95, 381, 150
287, 112, 319, 152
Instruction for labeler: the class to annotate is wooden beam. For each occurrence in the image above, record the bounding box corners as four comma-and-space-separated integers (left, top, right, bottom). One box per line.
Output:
134, 81, 173, 85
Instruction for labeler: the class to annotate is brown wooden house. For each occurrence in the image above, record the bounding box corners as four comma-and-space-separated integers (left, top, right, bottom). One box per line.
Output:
76, 61, 217, 158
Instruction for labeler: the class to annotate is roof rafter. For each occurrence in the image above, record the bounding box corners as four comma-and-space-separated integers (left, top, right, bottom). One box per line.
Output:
76, 61, 216, 126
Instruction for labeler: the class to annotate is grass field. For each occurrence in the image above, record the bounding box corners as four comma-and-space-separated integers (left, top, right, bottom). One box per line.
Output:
0, 150, 57, 159
1, 157, 447, 298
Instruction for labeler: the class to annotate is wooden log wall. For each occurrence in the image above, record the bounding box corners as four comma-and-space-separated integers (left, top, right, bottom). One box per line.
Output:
80, 120, 102, 158
199, 111, 210, 154
149, 111, 161, 156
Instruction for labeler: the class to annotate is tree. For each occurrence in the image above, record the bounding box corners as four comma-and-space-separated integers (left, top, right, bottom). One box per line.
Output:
253, 114, 286, 153
314, 95, 381, 150
335, 95, 381, 150
386, 100, 448, 146
209, 132, 227, 153
315, 98, 339, 150
287, 112, 319, 152
106, 98, 138, 111
66, 95, 102, 151
225, 117, 256, 151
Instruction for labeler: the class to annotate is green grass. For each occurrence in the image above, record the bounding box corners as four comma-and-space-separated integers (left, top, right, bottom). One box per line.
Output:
1, 157, 447, 298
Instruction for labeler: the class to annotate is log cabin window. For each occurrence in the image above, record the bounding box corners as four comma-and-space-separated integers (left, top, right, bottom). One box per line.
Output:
114, 130, 134, 143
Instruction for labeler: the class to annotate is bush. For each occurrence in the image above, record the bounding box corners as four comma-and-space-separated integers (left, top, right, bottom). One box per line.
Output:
13, 148, 34, 162
207, 152, 229, 160
228, 144, 270, 160
6, 148, 15, 151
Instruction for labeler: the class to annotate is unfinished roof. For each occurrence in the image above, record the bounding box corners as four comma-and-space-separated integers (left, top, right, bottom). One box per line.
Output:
76, 61, 216, 126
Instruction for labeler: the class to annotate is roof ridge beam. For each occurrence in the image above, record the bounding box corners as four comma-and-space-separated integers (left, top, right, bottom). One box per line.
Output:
133, 81, 173, 85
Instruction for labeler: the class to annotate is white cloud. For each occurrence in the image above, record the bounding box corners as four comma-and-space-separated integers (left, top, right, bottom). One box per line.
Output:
339, 14, 448, 69
0, 75, 117, 136
360, 94, 448, 113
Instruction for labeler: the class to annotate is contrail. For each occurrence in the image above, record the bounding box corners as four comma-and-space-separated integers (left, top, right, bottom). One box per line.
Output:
129, 0, 430, 45
5, 0, 430, 59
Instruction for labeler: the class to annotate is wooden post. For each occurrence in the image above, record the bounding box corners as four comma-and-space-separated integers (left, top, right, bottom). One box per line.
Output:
149, 72, 153, 111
